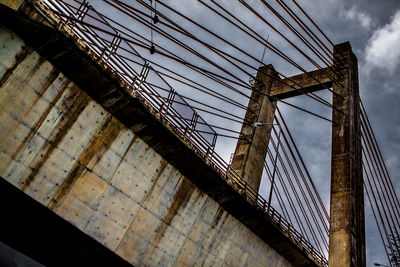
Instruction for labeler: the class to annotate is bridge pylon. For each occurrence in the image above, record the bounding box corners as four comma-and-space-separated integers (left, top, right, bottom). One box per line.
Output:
329, 42, 365, 267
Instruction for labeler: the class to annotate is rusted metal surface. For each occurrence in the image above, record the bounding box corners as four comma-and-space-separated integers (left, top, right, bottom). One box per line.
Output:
0, 1, 327, 266
328, 42, 365, 267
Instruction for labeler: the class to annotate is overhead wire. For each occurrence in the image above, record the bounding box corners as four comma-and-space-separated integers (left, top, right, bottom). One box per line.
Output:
362, 146, 398, 263
277, 107, 330, 223
364, 180, 392, 265
266, 147, 311, 241
135, 77, 250, 123
289, 0, 335, 46
71, 0, 341, 111
85, 0, 256, 108
259, 0, 332, 67
120, 54, 251, 110
104, 0, 339, 124
103, 0, 344, 128
362, 120, 400, 234
274, 117, 329, 238
361, 101, 400, 220
199, 0, 341, 110
277, 116, 329, 249
264, 161, 294, 224
238, 0, 344, 96
360, 104, 400, 264
82, 8, 252, 111
153, 91, 249, 125
155, 0, 339, 109
56, 9, 258, 105
106, 0, 256, 93
274, 0, 333, 58
115, 0, 335, 112
270, 124, 328, 251
279, 100, 334, 124
56, 1, 251, 141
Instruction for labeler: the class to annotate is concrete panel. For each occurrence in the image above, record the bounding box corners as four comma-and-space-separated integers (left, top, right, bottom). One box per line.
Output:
195, 248, 225, 267
173, 239, 202, 266
84, 186, 140, 250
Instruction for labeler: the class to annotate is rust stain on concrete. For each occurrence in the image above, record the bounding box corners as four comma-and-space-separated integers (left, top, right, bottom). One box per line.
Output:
20, 88, 90, 191
146, 177, 195, 256
12, 79, 70, 162
48, 115, 124, 209
151, 159, 168, 186
95, 134, 139, 182
23, 68, 60, 116
212, 208, 225, 229
0, 46, 31, 88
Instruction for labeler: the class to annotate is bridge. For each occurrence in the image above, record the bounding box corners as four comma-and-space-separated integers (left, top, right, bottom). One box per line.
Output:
0, 0, 399, 267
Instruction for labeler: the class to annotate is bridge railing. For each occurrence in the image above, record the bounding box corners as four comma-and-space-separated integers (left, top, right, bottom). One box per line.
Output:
37, 0, 327, 265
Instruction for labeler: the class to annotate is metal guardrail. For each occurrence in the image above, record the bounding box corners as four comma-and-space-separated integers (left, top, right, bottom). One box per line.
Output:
35, 0, 328, 265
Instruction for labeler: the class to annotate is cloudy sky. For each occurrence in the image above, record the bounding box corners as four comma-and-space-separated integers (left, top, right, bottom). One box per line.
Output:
74, 0, 400, 265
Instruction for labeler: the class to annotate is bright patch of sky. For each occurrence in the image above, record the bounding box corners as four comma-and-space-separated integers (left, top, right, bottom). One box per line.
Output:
365, 10, 400, 73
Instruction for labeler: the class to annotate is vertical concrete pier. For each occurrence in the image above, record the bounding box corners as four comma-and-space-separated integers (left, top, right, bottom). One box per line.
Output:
329, 42, 365, 267
231, 65, 279, 191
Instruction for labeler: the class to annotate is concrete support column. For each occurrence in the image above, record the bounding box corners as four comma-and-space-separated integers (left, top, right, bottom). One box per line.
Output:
230, 65, 279, 191
329, 42, 365, 267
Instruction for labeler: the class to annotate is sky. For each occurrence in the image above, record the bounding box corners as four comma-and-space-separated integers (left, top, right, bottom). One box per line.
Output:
66, 0, 400, 265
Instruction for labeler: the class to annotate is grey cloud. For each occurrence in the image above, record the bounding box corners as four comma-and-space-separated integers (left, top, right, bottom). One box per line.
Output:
365, 10, 400, 73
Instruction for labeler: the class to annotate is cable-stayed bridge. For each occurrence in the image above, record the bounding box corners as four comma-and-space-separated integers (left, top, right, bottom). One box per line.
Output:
0, 0, 399, 267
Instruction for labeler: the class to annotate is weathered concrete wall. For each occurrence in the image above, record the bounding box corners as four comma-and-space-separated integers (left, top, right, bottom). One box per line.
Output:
0, 25, 292, 267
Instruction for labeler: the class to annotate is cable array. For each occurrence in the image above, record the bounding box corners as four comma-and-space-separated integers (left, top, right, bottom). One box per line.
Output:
361, 100, 400, 267
263, 107, 329, 256
99, 0, 341, 125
